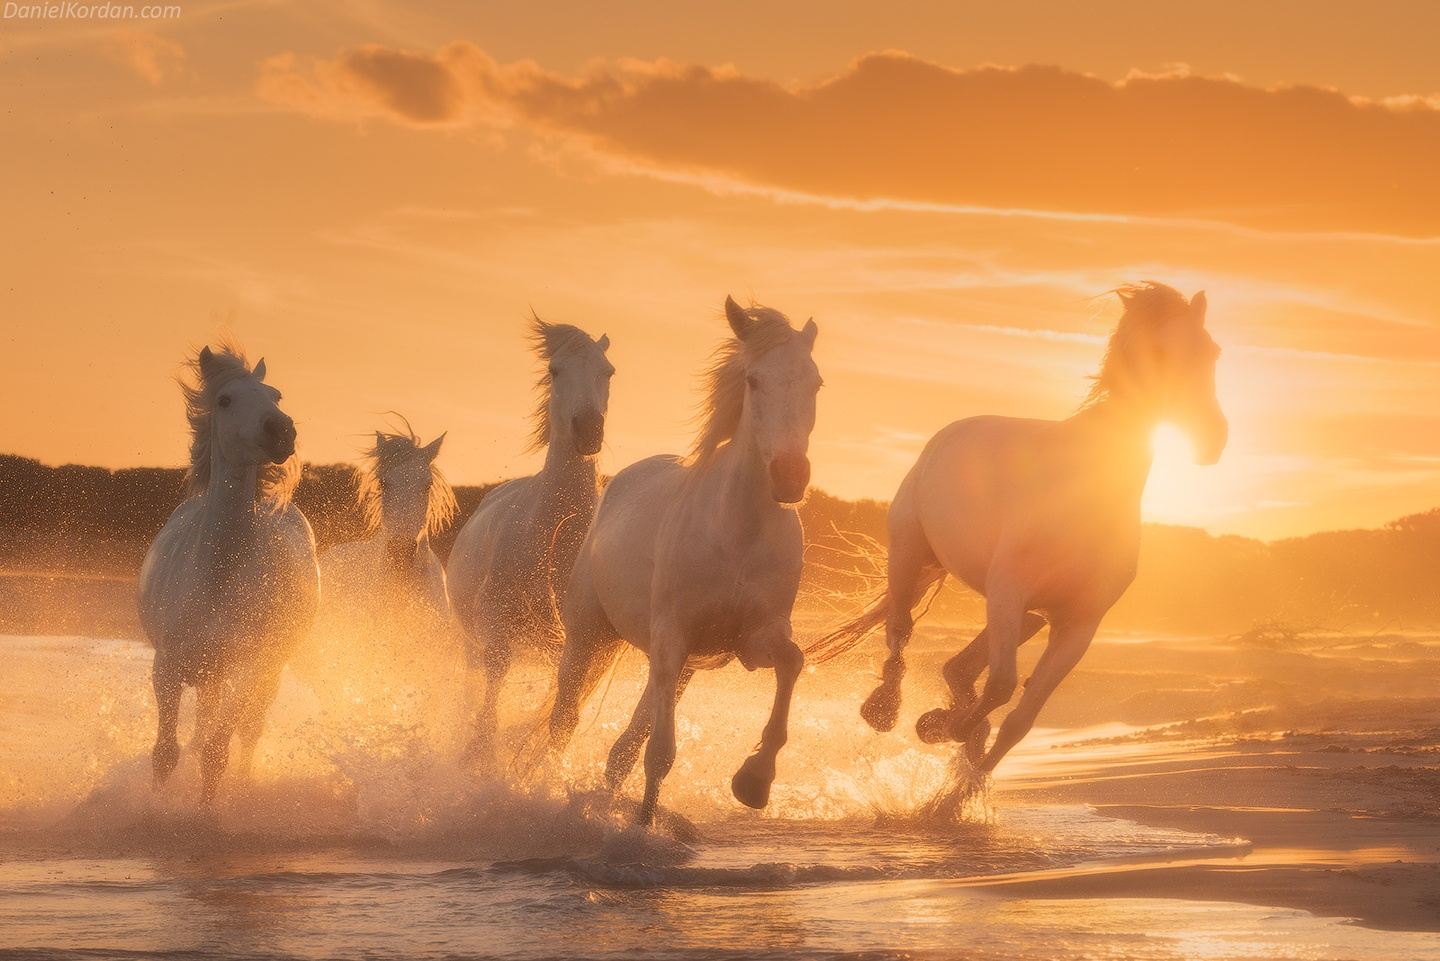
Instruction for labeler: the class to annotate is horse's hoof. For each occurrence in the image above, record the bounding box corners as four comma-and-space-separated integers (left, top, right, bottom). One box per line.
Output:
731, 753, 775, 809
152, 740, 180, 786
860, 685, 900, 732
915, 708, 955, 744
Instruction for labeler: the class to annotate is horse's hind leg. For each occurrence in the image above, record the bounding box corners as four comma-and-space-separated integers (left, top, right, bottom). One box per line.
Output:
605, 665, 694, 790
860, 495, 936, 732
151, 651, 182, 785
916, 613, 1046, 746
732, 621, 804, 810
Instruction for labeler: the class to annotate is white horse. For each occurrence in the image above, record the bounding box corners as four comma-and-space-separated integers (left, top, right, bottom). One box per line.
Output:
548, 297, 821, 827
318, 424, 454, 626
138, 345, 319, 805
447, 318, 613, 766
816, 282, 1226, 778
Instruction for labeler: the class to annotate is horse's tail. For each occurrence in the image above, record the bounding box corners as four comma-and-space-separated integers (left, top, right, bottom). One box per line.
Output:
804, 569, 947, 663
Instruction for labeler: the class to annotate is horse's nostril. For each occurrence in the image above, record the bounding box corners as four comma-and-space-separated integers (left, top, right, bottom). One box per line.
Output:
264, 416, 296, 445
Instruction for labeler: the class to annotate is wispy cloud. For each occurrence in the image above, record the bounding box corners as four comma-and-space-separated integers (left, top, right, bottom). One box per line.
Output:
257, 43, 1440, 238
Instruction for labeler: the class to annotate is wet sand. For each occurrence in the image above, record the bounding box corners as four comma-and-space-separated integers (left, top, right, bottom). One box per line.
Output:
970, 631, 1440, 932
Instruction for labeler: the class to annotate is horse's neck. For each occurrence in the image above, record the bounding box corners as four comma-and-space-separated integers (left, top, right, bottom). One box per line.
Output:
537, 439, 598, 508
378, 512, 424, 550
198, 456, 261, 575
703, 430, 782, 530
1067, 397, 1156, 494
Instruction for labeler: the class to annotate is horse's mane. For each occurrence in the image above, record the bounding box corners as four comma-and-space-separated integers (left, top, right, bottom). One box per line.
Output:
1083, 280, 1193, 407
357, 419, 457, 537
181, 343, 300, 506
690, 304, 798, 465
527, 315, 600, 453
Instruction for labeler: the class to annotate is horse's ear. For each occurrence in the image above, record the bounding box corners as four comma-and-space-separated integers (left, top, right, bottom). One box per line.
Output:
597, 333, 610, 353
423, 432, 446, 459
253, 357, 267, 381
801, 318, 818, 347
724, 295, 752, 339
1190, 290, 1208, 325
198, 345, 215, 374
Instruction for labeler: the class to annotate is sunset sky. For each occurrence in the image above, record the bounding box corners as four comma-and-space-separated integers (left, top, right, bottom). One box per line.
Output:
3, 1, 1438, 540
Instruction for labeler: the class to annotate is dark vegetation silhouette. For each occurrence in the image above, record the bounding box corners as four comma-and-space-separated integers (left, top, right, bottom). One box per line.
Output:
2, 453, 1438, 637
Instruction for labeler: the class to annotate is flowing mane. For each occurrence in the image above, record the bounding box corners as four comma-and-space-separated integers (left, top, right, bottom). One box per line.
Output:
1083, 280, 1194, 408
181, 343, 300, 506
527, 315, 601, 452
690, 304, 798, 465
357, 421, 457, 537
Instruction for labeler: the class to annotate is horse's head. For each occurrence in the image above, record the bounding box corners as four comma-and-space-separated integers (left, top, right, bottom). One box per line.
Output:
532, 319, 614, 457
1099, 284, 1227, 465
725, 296, 823, 504
1153, 290, 1227, 465
368, 429, 440, 547
199, 347, 295, 467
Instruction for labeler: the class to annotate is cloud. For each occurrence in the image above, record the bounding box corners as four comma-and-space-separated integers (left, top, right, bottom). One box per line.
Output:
256, 44, 1440, 236
110, 31, 186, 86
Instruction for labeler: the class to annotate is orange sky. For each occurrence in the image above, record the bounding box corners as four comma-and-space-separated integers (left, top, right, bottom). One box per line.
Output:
2, 1, 1438, 540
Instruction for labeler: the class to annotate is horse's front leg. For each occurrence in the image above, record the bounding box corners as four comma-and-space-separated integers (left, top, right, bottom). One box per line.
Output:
234, 658, 287, 781
196, 680, 234, 806
916, 613, 1046, 745
980, 614, 1100, 774
731, 619, 804, 810
151, 650, 182, 785
606, 664, 695, 790
638, 626, 689, 827
463, 619, 512, 769
948, 589, 1027, 749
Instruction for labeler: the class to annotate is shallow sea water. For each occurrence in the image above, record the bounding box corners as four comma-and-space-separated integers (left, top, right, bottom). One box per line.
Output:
2, 633, 1437, 961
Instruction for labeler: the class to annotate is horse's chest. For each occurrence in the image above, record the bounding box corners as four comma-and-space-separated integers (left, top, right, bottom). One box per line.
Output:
667, 537, 801, 652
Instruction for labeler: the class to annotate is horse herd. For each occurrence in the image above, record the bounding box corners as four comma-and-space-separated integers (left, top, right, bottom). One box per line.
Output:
136, 282, 1226, 823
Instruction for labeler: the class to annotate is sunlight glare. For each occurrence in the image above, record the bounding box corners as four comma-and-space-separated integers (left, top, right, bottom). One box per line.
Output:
1142, 424, 1207, 525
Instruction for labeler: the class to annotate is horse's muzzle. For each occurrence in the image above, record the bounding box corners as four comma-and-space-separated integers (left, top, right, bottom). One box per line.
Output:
264, 414, 297, 462
769, 452, 811, 504
572, 409, 605, 456
1195, 414, 1228, 466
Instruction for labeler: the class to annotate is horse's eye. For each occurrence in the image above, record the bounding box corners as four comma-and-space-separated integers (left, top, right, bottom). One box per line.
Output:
217, 395, 232, 409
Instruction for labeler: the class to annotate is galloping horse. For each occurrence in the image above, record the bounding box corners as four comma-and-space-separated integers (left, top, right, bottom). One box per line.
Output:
548, 297, 821, 827
318, 423, 454, 626
448, 318, 613, 766
138, 345, 319, 804
815, 282, 1226, 776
